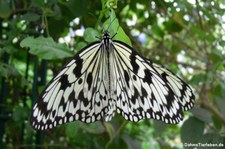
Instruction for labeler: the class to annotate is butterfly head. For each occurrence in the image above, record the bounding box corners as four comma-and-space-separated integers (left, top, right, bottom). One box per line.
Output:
103, 30, 111, 39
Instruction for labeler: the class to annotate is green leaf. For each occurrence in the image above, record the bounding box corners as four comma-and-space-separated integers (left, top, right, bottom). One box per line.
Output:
103, 10, 119, 35
122, 134, 141, 149
181, 117, 204, 144
114, 27, 132, 46
191, 107, 212, 123
102, 10, 132, 46
76, 41, 87, 52
79, 122, 105, 134
83, 28, 100, 43
65, 122, 79, 139
210, 49, 224, 64
164, 19, 183, 33
1, 45, 17, 54
189, 73, 206, 85
12, 106, 29, 122
214, 83, 225, 99
153, 120, 168, 135
0, 0, 12, 18
200, 133, 224, 145
31, 0, 45, 8
105, 0, 118, 9
215, 98, 225, 117
22, 13, 40, 22
212, 115, 222, 130
59, 0, 88, 18
0, 63, 20, 77
190, 26, 205, 40
48, 18, 68, 38
20, 36, 73, 60
152, 23, 164, 38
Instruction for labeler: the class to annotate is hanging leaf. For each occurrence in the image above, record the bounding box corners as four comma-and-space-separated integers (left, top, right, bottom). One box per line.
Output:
20, 36, 73, 60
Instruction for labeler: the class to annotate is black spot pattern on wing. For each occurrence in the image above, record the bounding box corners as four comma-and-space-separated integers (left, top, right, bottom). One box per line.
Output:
73, 57, 83, 78
130, 54, 139, 74
87, 73, 93, 90
143, 69, 153, 83
59, 75, 70, 90
124, 70, 130, 87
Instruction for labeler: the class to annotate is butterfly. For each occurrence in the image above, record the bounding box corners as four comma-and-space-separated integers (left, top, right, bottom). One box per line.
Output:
30, 30, 195, 130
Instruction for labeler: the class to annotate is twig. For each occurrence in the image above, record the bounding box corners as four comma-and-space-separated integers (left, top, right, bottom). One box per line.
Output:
200, 99, 225, 126
105, 121, 128, 149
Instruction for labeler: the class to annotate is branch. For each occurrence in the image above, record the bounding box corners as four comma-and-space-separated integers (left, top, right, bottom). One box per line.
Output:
199, 82, 225, 126
200, 99, 225, 126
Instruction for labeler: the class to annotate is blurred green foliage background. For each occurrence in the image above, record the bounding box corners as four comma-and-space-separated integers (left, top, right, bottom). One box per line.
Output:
0, 0, 225, 148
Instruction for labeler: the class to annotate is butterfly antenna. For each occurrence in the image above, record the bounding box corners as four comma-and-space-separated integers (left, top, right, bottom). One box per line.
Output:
106, 16, 117, 31
111, 25, 119, 39
95, 35, 102, 40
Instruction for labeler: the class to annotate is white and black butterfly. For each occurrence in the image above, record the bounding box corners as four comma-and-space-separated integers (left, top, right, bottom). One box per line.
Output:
30, 30, 195, 130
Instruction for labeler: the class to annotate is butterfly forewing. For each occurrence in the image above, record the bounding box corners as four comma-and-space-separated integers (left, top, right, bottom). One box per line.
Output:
30, 31, 195, 130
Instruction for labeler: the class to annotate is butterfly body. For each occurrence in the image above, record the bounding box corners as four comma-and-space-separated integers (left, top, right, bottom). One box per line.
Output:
30, 31, 195, 130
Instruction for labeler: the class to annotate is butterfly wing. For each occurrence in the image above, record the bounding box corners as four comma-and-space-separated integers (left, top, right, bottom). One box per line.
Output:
112, 41, 195, 124
30, 42, 113, 130
152, 63, 195, 111
30, 32, 195, 130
